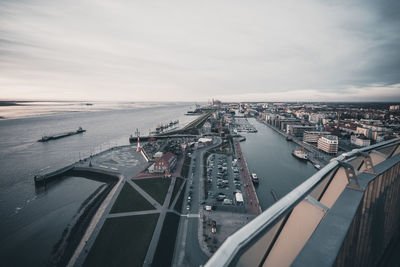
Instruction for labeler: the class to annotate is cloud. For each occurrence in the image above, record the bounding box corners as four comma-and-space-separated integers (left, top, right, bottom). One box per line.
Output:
0, 0, 399, 101
214, 84, 400, 102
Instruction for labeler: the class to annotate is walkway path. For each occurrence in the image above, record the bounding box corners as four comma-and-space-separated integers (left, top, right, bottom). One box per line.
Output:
127, 179, 162, 209
143, 177, 177, 266
107, 209, 160, 218
68, 141, 218, 267
69, 148, 166, 267
67, 173, 124, 267
169, 180, 186, 209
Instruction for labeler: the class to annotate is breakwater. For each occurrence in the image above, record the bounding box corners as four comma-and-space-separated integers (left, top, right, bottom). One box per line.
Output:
34, 145, 131, 185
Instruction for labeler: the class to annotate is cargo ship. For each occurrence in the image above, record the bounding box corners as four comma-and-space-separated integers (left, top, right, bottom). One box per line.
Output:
38, 127, 86, 142
251, 173, 259, 184
292, 149, 308, 160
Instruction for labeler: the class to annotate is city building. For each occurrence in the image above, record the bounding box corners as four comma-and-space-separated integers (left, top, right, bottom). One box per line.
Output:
287, 125, 316, 137
303, 131, 330, 143
202, 121, 211, 134
278, 118, 301, 131
351, 135, 371, 147
356, 127, 372, 138
148, 152, 177, 174
308, 113, 325, 124
389, 105, 400, 110
317, 135, 338, 154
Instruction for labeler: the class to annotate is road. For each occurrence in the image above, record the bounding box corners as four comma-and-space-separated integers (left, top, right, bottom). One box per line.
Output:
172, 137, 222, 267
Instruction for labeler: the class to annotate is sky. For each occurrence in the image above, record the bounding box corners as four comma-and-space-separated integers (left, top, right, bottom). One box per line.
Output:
0, 0, 400, 102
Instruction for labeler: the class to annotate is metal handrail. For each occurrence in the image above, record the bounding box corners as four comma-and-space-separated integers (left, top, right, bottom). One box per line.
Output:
205, 137, 400, 267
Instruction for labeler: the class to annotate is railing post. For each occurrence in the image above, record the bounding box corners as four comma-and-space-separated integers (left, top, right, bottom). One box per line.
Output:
338, 161, 363, 191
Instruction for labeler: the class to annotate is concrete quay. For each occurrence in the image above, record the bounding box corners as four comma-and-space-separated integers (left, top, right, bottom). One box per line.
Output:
234, 140, 262, 215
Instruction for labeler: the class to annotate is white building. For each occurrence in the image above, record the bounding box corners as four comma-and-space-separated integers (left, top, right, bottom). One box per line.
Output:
317, 135, 338, 154
351, 135, 371, 147
389, 105, 400, 110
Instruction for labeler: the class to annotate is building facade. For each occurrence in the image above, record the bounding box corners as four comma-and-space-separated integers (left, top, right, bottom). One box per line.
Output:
287, 125, 316, 137
317, 135, 338, 154
351, 135, 371, 147
149, 152, 177, 174
303, 131, 330, 143
356, 127, 372, 138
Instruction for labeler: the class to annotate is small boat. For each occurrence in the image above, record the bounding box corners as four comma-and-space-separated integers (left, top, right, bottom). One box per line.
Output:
251, 173, 259, 184
314, 164, 321, 169
286, 135, 293, 141
292, 149, 308, 160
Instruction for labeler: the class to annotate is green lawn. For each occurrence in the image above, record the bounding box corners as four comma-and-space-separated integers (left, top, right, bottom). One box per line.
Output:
83, 214, 159, 267
181, 154, 191, 178
135, 178, 171, 205
169, 178, 184, 208
152, 212, 181, 267
110, 183, 155, 213
174, 188, 185, 213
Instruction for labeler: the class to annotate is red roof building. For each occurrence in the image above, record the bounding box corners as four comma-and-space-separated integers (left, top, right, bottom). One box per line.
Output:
149, 152, 177, 174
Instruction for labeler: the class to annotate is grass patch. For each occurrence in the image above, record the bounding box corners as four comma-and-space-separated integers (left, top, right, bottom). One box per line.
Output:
110, 183, 155, 214
135, 178, 171, 205
152, 212, 181, 267
169, 177, 183, 208
174, 187, 185, 213
83, 214, 159, 267
181, 154, 191, 178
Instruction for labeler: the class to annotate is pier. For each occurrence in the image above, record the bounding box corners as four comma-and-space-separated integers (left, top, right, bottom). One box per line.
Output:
129, 134, 198, 143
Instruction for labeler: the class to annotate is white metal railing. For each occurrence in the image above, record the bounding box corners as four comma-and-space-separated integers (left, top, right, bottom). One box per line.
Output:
205, 137, 400, 267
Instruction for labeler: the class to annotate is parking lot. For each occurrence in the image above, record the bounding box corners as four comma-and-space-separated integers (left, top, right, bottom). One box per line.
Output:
233, 117, 257, 133
204, 153, 245, 211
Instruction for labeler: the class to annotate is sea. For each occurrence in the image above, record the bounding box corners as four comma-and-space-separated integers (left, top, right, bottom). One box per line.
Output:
0, 102, 316, 266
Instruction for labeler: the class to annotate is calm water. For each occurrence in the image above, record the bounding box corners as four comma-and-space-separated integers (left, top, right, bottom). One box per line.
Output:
0, 102, 197, 266
240, 118, 317, 210
0, 177, 104, 267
